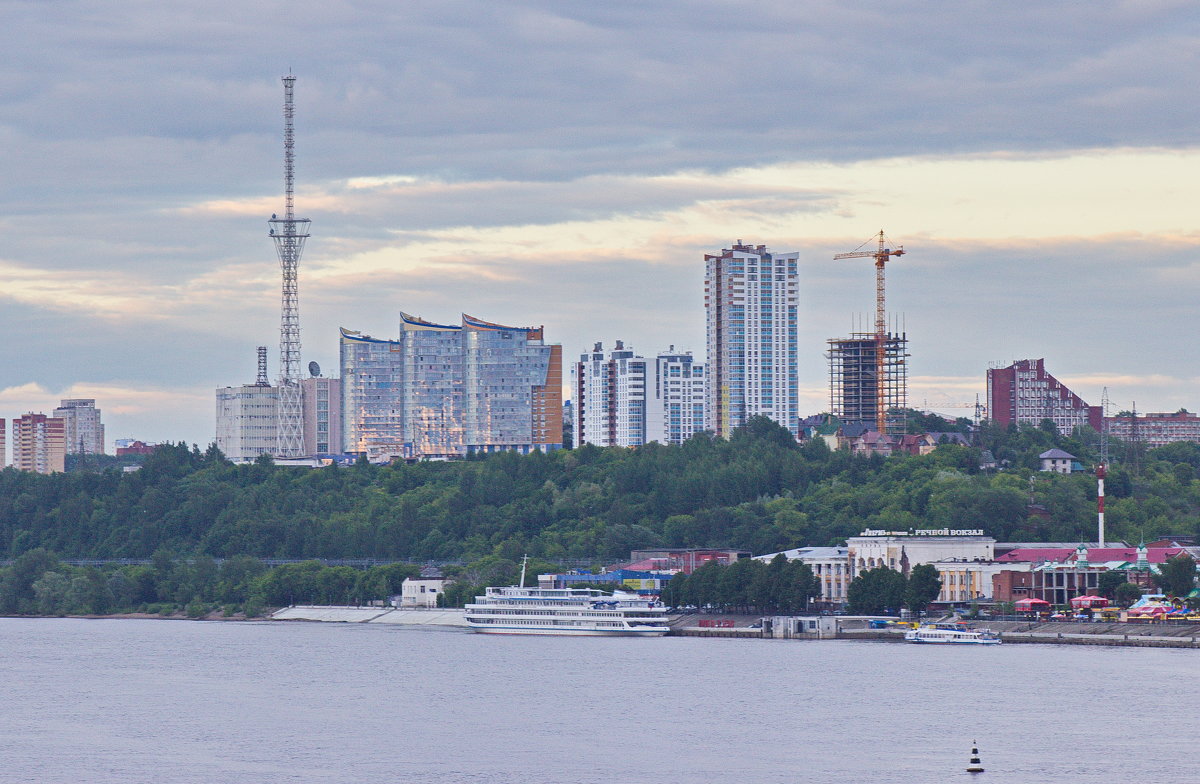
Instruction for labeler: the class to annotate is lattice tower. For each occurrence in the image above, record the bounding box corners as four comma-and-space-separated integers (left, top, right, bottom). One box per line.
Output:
255, 346, 270, 387
269, 73, 311, 457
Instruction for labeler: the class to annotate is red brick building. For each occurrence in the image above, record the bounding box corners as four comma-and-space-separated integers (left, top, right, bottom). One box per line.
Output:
987, 358, 1102, 434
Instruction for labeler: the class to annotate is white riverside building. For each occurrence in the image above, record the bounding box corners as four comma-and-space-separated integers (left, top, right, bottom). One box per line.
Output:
846, 529, 996, 574
755, 546, 851, 606
573, 341, 705, 448
760, 531, 1001, 608
930, 559, 1031, 604
704, 241, 799, 438
399, 576, 447, 608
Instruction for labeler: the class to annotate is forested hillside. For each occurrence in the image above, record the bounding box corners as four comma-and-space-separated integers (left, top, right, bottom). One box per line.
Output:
3, 417, 1200, 563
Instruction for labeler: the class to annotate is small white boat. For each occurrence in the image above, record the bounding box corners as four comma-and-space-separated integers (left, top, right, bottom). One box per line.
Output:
904, 622, 1001, 645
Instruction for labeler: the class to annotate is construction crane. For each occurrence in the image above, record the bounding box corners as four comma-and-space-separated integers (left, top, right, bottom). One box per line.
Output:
834, 230, 907, 435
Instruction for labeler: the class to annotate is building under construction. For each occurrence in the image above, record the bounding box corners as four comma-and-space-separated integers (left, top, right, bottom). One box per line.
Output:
827, 332, 909, 433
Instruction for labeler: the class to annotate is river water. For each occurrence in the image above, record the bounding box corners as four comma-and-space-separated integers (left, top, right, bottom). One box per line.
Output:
0, 618, 1192, 783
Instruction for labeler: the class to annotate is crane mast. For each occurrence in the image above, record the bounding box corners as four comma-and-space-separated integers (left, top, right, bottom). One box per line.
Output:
833, 230, 906, 435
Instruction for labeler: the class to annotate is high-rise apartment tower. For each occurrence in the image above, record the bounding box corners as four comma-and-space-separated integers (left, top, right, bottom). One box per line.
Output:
704, 241, 799, 438
53, 398, 105, 455
11, 413, 66, 474
574, 342, 705, 448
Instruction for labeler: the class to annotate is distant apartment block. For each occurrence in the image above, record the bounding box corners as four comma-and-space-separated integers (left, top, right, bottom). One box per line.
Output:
705, 241, 799, 438
573, 342, 705, 448
647, 346, 705, 445
11, 413, 67, 474
301, 375, 342, 455
574, 341, 646, 448
1105, 410, 1200, 448
0, 419, 5, 467
341, 312, 563, 461
215, 378, 279, 463
986, 358, 1102, 434
562, 400, 574, 446
53, 398, 105, 455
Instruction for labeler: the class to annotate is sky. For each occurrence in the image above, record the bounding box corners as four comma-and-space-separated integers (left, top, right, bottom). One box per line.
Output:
2, 1, 1199, 449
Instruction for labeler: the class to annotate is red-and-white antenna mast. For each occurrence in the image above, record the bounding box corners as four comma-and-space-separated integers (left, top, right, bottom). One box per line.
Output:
269, 73, 310, 457
1097, 387, 1110, 546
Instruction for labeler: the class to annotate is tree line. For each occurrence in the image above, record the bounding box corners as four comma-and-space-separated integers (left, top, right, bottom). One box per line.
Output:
2, 415, 1199, 569
658, 554, 820, 615
845, 563, 943, 615
0, 548, 423, 618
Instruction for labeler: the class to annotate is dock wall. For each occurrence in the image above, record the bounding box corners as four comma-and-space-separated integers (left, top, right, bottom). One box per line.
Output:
271, 606, 468, 627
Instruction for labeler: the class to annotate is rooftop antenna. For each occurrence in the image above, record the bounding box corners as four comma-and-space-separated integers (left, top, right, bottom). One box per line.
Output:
269, 73, 311, 457
255, 346, 270, 387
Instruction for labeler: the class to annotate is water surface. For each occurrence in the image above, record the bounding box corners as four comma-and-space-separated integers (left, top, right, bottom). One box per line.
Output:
0, 618, 1189, 783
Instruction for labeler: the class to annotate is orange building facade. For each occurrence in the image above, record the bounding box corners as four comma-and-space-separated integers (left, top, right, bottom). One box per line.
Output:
12, 413, 67, 474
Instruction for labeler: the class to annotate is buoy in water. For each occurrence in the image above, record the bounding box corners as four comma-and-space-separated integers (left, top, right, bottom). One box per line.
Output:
966, 741, 984, 773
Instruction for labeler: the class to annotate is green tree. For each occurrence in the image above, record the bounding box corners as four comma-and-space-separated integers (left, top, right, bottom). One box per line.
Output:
847, 566, 906, 615
1153, 554, 1197, 597
1097, 569, 1126, 599
684, 561, 722, 610
1114, 582, 1143, 607
0, 548, 61, 614
32, 571, 70, 615
904, 564, 942, 614
780, 560, 819, 614
660, 572, 687, 608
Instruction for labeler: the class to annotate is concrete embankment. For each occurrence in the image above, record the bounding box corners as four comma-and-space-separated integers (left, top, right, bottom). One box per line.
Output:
271, 605, 468, 627
669, 615, 1200, 648
981, 620, 1200, 648
267, 609, 1200, 647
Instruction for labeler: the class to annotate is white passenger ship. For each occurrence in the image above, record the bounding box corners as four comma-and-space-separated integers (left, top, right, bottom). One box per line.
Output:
904, 623, 1001, 645
464, 585, 671, 636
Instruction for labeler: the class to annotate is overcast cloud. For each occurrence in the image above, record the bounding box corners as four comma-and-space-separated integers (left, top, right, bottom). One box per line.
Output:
1, 1, 1198, 448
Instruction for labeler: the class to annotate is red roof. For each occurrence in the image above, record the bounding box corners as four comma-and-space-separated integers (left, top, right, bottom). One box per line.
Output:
997, 548, 1074, 563
1073, 547, 1183, 564
998, 547, 1186, 564
622, 558, 665, 571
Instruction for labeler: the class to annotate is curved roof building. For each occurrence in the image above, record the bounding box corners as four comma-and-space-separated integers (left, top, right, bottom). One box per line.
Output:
340, 314, 562, 461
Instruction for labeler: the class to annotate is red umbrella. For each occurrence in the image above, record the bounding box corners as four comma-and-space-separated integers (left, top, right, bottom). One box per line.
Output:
1015, 597, 1051, 611
1070, 595, 1109, 608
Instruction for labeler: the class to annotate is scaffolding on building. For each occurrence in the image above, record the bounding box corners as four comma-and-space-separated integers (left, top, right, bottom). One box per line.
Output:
827, 332, 909, 434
